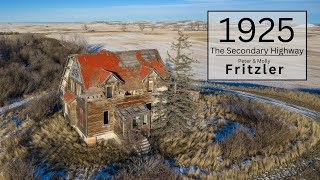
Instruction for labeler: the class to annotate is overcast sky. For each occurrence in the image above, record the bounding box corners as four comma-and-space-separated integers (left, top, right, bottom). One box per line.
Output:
0, 0, 319, 23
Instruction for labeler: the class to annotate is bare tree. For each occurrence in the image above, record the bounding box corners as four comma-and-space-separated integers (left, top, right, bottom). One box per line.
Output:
195, 22, 200, 31
189, 22, 195, 31
139, 23, 145, 31
121, 23, 128, 32
82, 24, 89, 32
67, 34, 88, 52
154, 31, 198, 133
150, 24, 155, 31
173, 24, 180, 31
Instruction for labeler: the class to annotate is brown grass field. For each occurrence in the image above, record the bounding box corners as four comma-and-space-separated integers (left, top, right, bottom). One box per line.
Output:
157, 93, 320, 179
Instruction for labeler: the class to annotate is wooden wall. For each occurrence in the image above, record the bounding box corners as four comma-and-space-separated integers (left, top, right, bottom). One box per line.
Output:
68, 101, 77, 126
87, 100, 117, 137
76, 97, 87, 136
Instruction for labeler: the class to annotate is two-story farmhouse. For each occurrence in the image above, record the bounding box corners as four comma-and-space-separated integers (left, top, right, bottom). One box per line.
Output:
59, 49, 167, 144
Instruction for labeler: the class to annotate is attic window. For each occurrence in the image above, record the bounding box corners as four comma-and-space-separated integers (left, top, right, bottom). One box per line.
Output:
76, 84, 82, 96
106, 86, 113, 98
148, 80, 154, 92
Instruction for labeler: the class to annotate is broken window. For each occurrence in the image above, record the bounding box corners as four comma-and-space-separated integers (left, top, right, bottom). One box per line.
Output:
148, 80, 154, 92
104, 111, 109, 125
125, 91, 132, 96
143, 114, 148, 124
133, 116, 140, 128
106, 86, 113, 98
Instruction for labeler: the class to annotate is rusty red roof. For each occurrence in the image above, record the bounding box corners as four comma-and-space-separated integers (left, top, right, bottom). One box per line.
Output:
76, 49, 167, 91
63, 91, 75, 102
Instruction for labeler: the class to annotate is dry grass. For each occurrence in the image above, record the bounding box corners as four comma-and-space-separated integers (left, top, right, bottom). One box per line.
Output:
1, 159, 39, 180
156, 93, 320, 179
0, 112, 129, 179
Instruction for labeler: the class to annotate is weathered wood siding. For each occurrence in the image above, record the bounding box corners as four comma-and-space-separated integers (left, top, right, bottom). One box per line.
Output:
69, 101, 77, 126
87, 100, 116, 137
76, 97, 87, 137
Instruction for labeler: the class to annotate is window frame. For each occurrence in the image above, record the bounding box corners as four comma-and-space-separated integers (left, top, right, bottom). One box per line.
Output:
147, 80, 154, 92
143, 114, 148, 124
76, 83, 82, 95
106, 86, 113, 98
133, 116, 140, 128
104, 111, 109, 125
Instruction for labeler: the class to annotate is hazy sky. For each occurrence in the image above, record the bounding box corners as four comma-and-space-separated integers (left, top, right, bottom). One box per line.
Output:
0, 0, 319, 23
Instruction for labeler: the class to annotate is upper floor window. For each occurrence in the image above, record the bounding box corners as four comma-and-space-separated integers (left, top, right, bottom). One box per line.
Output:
148, 80, 154, 92
70, 79, 75, 92
106, 86, 113, 98
76, 83, 82, 96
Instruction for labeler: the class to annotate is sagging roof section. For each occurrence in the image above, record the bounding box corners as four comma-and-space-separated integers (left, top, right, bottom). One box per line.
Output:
116, 100, 149, 120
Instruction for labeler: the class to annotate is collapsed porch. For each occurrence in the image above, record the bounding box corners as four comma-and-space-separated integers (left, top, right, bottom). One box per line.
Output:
115, 101, 152, 139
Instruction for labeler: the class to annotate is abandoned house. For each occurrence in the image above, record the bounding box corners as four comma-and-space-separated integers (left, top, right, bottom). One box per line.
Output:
59, 49, 167, 145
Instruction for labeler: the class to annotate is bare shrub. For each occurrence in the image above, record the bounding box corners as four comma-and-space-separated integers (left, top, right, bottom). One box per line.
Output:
221, 95, 297, 152
0, 31, 19, 35
115, 155, 180, 180
0, 63, 34, 106
121, 23, 128, 32
20, 92, 60, 121
138, 23, 145, 31
82, 24, 89, 32
156, 93, 320, 179
220, 129, 255, 160
64, 34, 88, 53
0, 34, 88, 106
150, 24, 155, 31
1, 158, 39, 180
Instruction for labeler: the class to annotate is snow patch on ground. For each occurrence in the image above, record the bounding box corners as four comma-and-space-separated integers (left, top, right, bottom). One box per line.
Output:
90, 163, 121, 179
35, 162, 67, 180
212, 118, 253, 141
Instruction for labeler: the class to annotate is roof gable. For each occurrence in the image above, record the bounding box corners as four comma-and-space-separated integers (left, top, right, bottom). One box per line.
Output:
75, 49, 167, 91
70, 60, 83, 83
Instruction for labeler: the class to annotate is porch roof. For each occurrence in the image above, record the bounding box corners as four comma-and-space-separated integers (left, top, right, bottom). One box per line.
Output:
116, 103, 149, 120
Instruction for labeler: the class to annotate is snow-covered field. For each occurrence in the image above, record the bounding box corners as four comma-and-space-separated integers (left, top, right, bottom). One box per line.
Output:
1, 21, 319, 90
